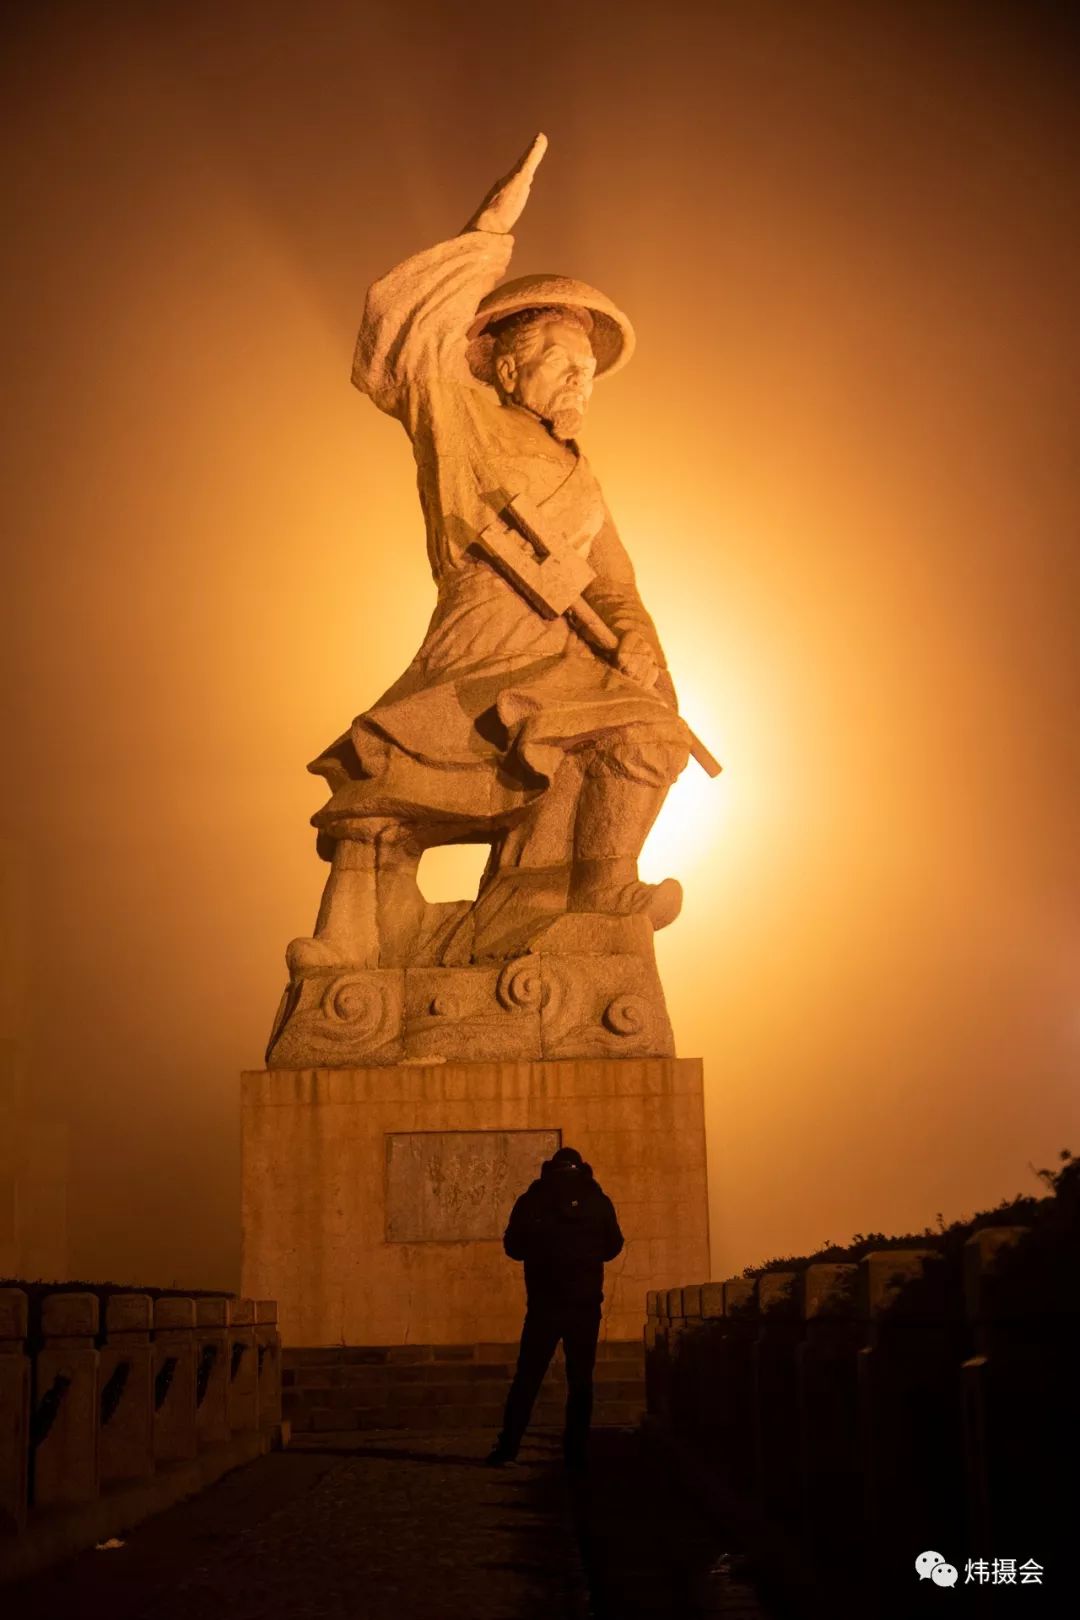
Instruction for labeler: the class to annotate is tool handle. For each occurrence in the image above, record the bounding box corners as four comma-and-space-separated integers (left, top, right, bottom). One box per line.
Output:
568, 599, 619, 652
567, 602, 722, 779
688, 735, 723, 779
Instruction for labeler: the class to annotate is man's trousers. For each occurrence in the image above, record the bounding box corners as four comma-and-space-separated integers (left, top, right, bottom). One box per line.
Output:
497, 1301, 602, 1463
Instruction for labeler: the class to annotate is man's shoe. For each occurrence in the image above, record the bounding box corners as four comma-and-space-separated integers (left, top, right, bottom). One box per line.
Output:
485, 1443, 518, 1467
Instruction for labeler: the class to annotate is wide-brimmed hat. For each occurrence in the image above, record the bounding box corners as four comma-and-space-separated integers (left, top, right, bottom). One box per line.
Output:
466, 273, 635, 383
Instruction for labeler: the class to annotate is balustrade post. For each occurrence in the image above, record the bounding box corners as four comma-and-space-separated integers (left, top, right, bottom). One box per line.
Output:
644, 1291, 660, 1416
228, 1298, 258, 1433
195, 1298, 230, 1447
100, 1293, 154, 1487
719, 1279, 758, 1484
0, 1289, 30, 1534
796, 1264, 859, 1582
255, 1300, 282, 1429
153, 1298, 197, 1464
752, 1270, 803, 1531
679, 1284, 705, 1446
32, 1292, 100, 1508
857, 1249, 964, 1612
664, 1288, 686, 1431
959, 1225, 1071, 1565
654, 1292, 672, 1422
697, 1281, 724, 1453
696, 1278, 757, 1482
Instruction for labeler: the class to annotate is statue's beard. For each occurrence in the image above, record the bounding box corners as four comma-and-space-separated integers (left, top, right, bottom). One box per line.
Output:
547, 402, 585, 441
511, 380, 587, 441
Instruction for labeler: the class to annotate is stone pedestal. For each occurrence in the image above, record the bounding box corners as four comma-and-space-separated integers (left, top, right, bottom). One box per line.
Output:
267, 915, 675, 1069
241, 1057, 709, 1347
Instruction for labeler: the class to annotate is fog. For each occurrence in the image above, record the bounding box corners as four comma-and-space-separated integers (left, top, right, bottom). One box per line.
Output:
3, 0, 1077, 1287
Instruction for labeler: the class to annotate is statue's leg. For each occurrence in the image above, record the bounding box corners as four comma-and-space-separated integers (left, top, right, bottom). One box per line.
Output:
568, 728, 689, 930
286, 820, 427, 973
469, 756, 583, 960
287, 832, 382, 973
371, 824, 428, 965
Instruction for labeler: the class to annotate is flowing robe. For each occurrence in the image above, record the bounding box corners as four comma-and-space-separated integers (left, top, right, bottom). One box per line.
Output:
311, 228, 689, 845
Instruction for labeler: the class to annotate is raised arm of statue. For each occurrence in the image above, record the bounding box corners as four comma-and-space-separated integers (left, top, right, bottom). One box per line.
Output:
351, 134, 548, 423
462, 132, 547, 235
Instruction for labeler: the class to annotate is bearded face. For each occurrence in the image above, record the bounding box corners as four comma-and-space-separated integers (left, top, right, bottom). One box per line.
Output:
492, 313, 597, 441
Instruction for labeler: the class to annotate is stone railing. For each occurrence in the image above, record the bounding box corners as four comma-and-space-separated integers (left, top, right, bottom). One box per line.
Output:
644, 1230, 1073, 1614
0, 1286, 284, 1584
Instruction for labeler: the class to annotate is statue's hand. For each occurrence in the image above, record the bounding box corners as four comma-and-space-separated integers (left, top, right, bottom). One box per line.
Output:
464, 132, 548, 235
615, 629, 661, 691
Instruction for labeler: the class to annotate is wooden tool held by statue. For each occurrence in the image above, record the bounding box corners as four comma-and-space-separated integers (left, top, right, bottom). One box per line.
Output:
477, 493, 722, 778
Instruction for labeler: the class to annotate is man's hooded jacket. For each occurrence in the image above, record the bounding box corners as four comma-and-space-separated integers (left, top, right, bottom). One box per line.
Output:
503, 1158, 624, 1307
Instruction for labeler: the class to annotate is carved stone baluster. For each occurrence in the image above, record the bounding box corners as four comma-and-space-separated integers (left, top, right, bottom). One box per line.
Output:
0, 1289, 30, 1534
153, 1298, 197, 1464
100, 1293, 154, 1486
228, 1298, 258, 1433
33, 1292, 100, 1508
194, 1297, 230, 1448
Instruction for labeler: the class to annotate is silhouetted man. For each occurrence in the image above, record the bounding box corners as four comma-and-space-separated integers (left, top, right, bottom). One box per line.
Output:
487, 1146, 624, 1472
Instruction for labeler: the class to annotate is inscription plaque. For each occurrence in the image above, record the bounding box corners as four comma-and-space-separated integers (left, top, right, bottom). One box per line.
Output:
385, 1129, 560, 1243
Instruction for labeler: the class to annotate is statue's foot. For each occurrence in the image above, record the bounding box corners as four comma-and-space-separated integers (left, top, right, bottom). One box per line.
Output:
571, 877, 682, 931
619, 877, 683, 931
285, 935, 359, 974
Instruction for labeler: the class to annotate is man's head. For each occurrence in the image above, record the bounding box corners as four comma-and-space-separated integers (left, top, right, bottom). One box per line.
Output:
548, 1146, 584, 1172
490, 307, 597, 441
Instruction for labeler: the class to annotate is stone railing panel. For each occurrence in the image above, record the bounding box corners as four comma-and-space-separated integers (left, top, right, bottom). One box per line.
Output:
645, 1191, 1072, 1617
0, 1289, 30, 1535
960, 1225, 1056, 1559
699, 1281, 724, 1318
100, 1292, 154, 1487
721, 1277, 756, 1318
856, 1250, 966, 1605
752, 1271, 803, 1528
255, 1299, 282, 1428
33, 1292, 100, 1509
195, 1296, 231, 1447
964, 1226, 1029, 1339
227, 1298, 259, 1433
696, 1278, 758, 1483
153, 1297, 198, 1465
796, 1264, 860, 1573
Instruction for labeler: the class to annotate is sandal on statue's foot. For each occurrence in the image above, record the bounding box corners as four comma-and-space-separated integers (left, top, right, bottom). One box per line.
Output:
285, 936, 358, 974
570, 857, 683, 932
574, 877, 683, 931
620, 876, 683, 931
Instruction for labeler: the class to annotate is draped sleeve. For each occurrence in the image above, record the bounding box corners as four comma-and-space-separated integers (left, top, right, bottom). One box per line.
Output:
351, 230, 515, 426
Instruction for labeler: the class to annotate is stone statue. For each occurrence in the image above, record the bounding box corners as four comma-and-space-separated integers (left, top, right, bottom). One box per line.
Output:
267, 135, 719, 1069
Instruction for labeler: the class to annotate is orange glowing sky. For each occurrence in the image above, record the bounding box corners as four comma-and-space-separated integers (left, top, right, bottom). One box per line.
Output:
3, 0, 1078, 1287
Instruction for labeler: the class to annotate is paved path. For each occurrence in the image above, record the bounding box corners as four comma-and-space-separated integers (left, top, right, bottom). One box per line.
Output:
12, 1429, 771, 1620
